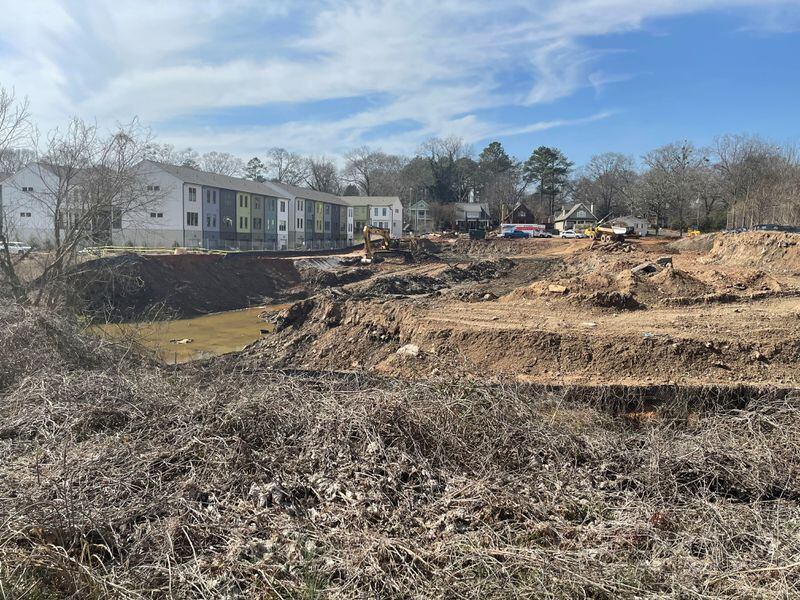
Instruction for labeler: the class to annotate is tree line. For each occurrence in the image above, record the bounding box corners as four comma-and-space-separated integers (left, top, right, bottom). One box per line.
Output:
140, 135, 800, 234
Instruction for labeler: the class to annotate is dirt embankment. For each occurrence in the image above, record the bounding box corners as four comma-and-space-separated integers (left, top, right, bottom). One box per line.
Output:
74, 253, 307, 320
243, 233, 800, 387
707, 231, 800, 270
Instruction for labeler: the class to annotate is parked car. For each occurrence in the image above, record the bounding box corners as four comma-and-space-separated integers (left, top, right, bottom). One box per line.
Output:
575, 232, 587, 239
4, 241, 32, 255
559, 229, 577, 238
500, 229, 529, 239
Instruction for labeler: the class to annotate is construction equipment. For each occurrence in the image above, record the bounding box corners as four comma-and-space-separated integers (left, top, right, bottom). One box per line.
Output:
586, 224, 629, 242
362, 225, 413, 263
686, 228, 701, 237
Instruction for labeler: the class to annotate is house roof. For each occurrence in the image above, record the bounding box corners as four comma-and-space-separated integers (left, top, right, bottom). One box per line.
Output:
554, 203, 596, 222
614, 215, 649, 224
453, 202, 490, 219
141, 160, 281, 197
341, 195, 401, 207
409, 199, 430, 210
512, 201, 532, 212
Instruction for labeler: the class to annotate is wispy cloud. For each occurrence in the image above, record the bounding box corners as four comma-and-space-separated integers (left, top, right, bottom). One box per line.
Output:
0, 0, 796, 157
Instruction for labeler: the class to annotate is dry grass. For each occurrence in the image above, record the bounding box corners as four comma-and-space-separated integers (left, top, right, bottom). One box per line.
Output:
1, 304, 799, 598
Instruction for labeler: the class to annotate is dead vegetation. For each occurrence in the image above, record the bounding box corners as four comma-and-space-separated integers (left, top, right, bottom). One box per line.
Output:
1, 303, 800, 598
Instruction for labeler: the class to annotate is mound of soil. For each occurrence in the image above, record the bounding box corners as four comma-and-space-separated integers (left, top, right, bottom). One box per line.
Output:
669, 233, 716, 253
74, 253, 305, 321
708, 232, 800, 270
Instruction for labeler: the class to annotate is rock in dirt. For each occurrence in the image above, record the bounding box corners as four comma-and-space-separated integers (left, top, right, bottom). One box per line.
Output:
548, 284, 568, 294
396, 344, 421, 357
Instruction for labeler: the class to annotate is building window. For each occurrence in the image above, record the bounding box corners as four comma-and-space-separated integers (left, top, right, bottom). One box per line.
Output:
188, 187, 197, 202
21, 186, 33, 192
205, 190, 211, 203
20, 211, 31, 217
187, 212, 198, 227
254, 199, 261, 210
279, 200, 286, 212
382, 207, 388, 217
297, 199, 303, 211
147, 185, 161, 192
253, 217, 262, 229
279, 221, 286, 232
150, 212, 163, 218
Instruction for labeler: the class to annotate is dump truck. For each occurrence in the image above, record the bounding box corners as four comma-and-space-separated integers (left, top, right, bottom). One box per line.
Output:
585, 224, 630, 242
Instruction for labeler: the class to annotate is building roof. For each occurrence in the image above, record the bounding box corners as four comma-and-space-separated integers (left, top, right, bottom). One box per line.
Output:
614, 215, 649, 224
409, 199, 430, 210
453, 202, 490, 217
554, 203, 596, 222
266, 181, 344, 203
141, 160, 280, 197
341, 195, 401, 207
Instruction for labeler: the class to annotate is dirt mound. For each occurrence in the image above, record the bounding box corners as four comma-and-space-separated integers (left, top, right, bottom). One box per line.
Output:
448, 237, 548, 257
298, 265, 373, 288
708, 231, 800, 270
358, 274, 445, 297
669, 233, 716, 253
73, 253, 305, 320
633, 265, 714, 304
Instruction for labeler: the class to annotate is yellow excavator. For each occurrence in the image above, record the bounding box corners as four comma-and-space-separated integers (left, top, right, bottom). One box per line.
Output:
362, 225, 413, 263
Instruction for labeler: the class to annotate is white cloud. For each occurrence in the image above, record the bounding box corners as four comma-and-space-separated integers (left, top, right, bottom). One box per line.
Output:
0, 0, 795, 156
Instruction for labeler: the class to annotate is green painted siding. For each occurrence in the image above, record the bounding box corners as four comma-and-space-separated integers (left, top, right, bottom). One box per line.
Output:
236, 193, 251, 233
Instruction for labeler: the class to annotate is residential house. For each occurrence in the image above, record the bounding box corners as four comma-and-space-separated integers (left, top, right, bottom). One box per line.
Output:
344, 196, 403, 240
453, 202, 491, 232
408, 199, 433, 234
506, 201, 534, 224
612, 215, 650, 236
553, 203, 597, 233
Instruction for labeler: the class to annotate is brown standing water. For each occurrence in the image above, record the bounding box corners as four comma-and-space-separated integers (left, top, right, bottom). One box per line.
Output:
94, 304, 290, 364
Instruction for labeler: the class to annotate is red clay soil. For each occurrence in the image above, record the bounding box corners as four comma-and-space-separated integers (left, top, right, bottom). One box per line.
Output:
75, 253, 305, 320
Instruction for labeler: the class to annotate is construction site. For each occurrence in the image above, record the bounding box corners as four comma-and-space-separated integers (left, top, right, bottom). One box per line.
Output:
2, 230, 800, 598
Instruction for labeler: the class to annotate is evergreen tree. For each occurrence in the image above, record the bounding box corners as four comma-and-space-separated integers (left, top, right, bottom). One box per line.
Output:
523, 146, 573, 217
245, 156, 266, 182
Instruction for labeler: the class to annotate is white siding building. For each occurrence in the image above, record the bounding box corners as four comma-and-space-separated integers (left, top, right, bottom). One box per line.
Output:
343, 196, 403, 239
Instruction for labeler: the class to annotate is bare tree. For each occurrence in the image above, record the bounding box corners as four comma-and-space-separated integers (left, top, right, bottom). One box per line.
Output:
200, 151, 244, 177
574, 153, 637, 219
642, 142, 706, 235
265, 147, 307, 186
304, 156, 340, 194
711, 134, 789, 228
419, 136, 476, 202
145, 143, 199, 168
17, 118, 163, 306
0, 87, 32, 300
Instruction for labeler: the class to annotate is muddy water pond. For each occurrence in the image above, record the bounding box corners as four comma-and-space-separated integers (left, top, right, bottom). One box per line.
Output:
94, 304, 290, 364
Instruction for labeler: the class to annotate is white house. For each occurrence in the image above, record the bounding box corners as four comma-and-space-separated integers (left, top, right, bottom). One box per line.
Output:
344, 196, 403, 239
0, 163, 67, 246
612, 215, 651, 237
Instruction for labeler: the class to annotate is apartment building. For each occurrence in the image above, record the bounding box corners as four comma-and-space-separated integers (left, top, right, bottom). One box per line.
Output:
1, 160, 402, 251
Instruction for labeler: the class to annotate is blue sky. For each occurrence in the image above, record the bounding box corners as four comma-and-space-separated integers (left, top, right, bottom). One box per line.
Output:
1, 0, 799, 166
